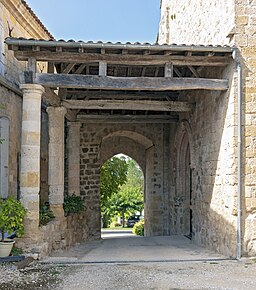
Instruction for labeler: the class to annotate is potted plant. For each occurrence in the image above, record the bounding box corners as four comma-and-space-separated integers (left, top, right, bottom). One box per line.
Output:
0, 197, 27, 257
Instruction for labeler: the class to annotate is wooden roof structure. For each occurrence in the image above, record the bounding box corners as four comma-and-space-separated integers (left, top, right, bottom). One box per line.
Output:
5, 38, 233, 123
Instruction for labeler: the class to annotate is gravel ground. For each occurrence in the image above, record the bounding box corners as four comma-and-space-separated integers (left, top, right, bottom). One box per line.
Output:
1, 258, 256, 290
0, 262, 64, 290
1, 234, 256, 290
54, 259, 256, 290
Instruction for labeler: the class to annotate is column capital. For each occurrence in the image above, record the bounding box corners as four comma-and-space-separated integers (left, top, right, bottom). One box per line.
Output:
46, 106, 67, 116
67, 121, 81, 128
20, 84, 45, 94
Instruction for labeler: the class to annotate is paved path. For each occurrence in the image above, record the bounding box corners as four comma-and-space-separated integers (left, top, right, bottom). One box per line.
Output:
39, 231, 256, 289
2, 232, 256, 289
43, 231, 227, 264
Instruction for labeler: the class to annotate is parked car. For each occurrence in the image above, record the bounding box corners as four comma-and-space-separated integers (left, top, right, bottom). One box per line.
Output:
126, 215, 141, 227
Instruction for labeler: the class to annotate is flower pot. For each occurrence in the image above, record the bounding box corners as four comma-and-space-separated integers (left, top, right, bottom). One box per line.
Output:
0, 239, 15, 257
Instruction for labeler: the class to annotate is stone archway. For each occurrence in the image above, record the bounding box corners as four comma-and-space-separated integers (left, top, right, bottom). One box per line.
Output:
79, 124, 165, 239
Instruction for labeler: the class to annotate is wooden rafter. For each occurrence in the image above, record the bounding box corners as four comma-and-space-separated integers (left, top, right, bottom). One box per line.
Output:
188, 66, 201, 78
62, 99, 193, 112
32, 73, 229, 91
15, 51, 230, 66
77, 114, 178, 123
62, 63, 76, 74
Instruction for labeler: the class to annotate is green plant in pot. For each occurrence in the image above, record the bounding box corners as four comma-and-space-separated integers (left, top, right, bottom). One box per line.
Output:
0, 197, 27, 257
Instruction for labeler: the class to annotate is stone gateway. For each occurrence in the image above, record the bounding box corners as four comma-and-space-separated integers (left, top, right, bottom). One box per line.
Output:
1, 0, 256, 258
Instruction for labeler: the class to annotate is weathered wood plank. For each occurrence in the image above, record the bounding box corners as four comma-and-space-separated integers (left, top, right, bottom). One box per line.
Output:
99, 61, 107, 76
66, 91, 178, 100
65, 108, 77, 121
62, 63, 75, 74
14, 51, 231, 66
43, 88, 76, 121
188, 66, 201, 78
74, 64, 86, 74
43, 87, 61, 106
62, 99, 193, 112
165, 62, 173, 77
27, 57, 36, 73
77, 114, 178, 123
35, 73, 229, 91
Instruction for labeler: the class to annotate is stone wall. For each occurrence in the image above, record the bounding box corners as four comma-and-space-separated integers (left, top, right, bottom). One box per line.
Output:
158, 0, 235, 46
17, 213, 88, 259
80, 123, 174, 239
0, 86, 22, 197
158, 0, 237, 256
234, 0, 256, 256
0, 0, 51, 86
0, 0, 51, 200
159, 0, 256, 256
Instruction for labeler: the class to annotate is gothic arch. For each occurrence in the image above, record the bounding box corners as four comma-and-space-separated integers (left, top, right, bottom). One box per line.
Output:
174, 119, 193, 236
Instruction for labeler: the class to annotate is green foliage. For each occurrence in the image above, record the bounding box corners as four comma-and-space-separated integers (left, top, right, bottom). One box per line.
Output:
11, 246, 23, 256
63, 194, 85, 215
100, 156, 144, 228
100, 156, 128, 203
0, 198, 27, 242
110, 158, 144, 226
132, 219, 144, 236
100, 156, 128, 227
39, 205, 55, 226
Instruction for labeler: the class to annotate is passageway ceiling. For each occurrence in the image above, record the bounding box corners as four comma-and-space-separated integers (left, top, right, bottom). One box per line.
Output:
6, 38, 233, 123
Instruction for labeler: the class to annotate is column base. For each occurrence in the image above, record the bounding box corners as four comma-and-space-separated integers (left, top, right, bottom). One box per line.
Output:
50, 205, 65, 219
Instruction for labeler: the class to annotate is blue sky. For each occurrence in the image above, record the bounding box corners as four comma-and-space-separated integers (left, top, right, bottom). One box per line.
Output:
26, 0, 161, 43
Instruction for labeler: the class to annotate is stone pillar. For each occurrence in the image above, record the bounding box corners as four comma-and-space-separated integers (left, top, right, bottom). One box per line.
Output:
20, 84, 45, 243
47, 107, 67, 219
67, 122, 81, 196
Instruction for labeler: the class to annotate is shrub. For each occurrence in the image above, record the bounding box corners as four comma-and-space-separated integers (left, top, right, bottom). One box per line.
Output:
39, 205, 55, 226
132, 219, 144, 236
0, 198, 27, 241
63, 194, 85, 215
109, 221, 122, 228
11, 246, 23, 256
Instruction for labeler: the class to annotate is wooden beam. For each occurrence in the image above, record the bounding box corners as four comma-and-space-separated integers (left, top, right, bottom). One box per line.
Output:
65, 108, 77, 122
174, 67, 182, 77
77, 114, 178, 123
61, 99, 193, 112
34, 73, 229, 91
27, 57, 36, 72
165, 62, 173, 77
47, 62, 55, 73
188, 66, 201, 78
43, 87, 76, 121
74, 64, 86, 74
14, 51, 231, 66
66, 91, 178, 100
62, 63, 75, 74
44, 87, 61, 106
99, 61, 107, 76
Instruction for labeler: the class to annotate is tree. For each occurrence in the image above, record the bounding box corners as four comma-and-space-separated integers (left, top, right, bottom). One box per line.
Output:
108, 158, 144, 227
100, 156, 128, 227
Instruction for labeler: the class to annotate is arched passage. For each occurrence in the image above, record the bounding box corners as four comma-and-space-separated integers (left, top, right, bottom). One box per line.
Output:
80, 126, 162, 239
100, 154, 144, 230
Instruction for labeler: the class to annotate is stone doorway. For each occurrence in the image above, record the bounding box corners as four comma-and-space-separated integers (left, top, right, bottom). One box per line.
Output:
80, 124, 169, 240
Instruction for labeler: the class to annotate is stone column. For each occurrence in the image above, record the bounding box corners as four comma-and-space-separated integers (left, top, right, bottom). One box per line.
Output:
47, 107, 67, 219
20, 84, 45, 243
67, 122, 81, 196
